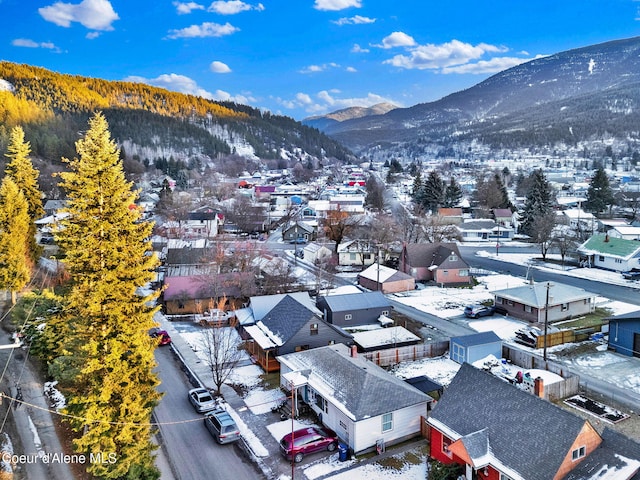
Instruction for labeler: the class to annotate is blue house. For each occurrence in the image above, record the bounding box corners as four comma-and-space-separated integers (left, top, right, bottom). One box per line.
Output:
607, 311, 640, 357
449, 331, 502, 365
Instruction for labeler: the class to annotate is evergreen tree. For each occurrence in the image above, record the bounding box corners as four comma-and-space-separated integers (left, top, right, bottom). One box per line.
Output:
520, 169, 556, 237
443, 177, 463, 208
55, 113, 161, 479
422, 170, 445, 213
494, 173, 513, 210
4, 126, 44, 261
585, 167, 614, 214
0, 177, 31, 304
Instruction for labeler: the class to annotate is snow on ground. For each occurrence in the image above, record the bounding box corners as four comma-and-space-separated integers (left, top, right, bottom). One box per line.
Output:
169, 245, 640, 479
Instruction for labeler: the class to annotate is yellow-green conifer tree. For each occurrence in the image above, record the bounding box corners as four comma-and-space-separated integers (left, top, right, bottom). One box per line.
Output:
0, 176, 31, 304
56, 113, 161, 479
4, 125, 45, 261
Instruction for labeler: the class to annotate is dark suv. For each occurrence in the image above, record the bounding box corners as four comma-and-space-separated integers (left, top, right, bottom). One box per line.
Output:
464, 304, 495, 319
204, 408, 241, 444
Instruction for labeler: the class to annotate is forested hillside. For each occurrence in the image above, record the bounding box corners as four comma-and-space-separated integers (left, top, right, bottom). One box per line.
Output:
0, 62, 354, 171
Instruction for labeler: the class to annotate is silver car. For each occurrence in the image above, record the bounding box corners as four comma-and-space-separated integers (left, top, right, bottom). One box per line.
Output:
188, 387, 217, 413
204, 408, 241, 444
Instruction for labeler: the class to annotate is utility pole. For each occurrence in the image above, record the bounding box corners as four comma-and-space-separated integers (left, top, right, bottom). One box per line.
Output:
543, 282, 552, 362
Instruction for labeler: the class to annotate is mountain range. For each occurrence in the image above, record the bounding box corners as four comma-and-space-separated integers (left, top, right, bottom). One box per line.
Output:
304, 36, 640, 158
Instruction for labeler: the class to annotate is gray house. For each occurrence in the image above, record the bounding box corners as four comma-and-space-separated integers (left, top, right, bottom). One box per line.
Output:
606, 310, 640, 358
242, 293, 352, 372
277, 344, 430, 454
315, 291, 392, 327
449, 331, 502, 365
493, 281, 596, 323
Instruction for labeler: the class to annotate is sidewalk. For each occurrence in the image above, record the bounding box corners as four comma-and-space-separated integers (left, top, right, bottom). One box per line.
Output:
155, 314, 430, 480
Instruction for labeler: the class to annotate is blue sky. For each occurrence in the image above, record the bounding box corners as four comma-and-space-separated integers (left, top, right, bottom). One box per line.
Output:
2, 0, 640, 120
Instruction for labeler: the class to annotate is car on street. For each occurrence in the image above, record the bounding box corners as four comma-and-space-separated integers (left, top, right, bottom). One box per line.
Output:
204, 408, 241, 444
622, 270, 640, 280
464, 304, 495, 319
188, 387, 218, 413
279, 426, 339, 463
149, 327, 172, 345
290, 237, 307, 244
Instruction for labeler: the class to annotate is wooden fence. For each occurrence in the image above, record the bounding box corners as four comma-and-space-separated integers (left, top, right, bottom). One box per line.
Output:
502, 345, 580, 401
362, 341, 449, 367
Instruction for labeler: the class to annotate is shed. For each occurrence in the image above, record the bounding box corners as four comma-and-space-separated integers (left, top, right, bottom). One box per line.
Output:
404, 376, 444, 400
351, 326, 420, 352
606, 310, 640, 358
449, 331, 502, 365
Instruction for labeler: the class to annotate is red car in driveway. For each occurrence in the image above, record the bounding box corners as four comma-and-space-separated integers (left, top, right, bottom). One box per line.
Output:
149, 327, 172, 345
279, 426, 339, 463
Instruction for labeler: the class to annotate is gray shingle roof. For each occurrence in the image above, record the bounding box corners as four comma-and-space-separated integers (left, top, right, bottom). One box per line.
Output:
564, 428, 640, 480
429, 363, 591, 480
318, 291, 390, 312
401, 243, 469, 269
450, 331, 501, 347
492, 282, 595, 308
277, 344, 429, 420
260, 295, 320, 344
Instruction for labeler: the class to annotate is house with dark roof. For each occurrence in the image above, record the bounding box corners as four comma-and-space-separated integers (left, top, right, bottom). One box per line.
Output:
399, 243, 471, 286
277, 343, 430, 454
606, 310, 640, 358
428, 363, 640, 480
493, 281, 596, 323
316, 290, 392, 327
242, 294, 352, 372
577, 234, 640, 271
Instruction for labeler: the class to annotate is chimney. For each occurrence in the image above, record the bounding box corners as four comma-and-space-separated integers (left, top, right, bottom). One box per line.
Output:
604, 234, 609, 243
350, 345, 357, 358
534, 377, 545, 398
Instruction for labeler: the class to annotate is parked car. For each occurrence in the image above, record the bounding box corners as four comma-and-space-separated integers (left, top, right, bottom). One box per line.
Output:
290, 237, 307, 244
188, 387, 217, 413
149, 327, 171, 345
622, 270, 640, 280
464, 304, 495, 319
279, 426, 339, 463
204, 408, 241, 444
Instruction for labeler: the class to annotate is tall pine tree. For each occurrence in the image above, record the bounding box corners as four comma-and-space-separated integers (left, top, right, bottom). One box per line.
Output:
56, 113, 161, 479
585, 167, 614, 214
422, 170, 445, 213
0, 177, 31, 305
4, 126, 44, 262
520, 169, 556, 237
443, 177, 463, 208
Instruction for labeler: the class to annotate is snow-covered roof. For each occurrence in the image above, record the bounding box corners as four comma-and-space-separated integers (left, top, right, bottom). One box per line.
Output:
351, 326, 419, 349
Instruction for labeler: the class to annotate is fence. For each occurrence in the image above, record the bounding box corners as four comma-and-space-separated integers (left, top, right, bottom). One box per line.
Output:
361, 341, 449, 367
533, 325, 603, 349
502, 345, 580, 401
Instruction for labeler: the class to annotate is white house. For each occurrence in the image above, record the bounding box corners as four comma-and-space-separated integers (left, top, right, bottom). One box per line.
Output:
456, 219, 514, 242
578, 234, 640, 272
302, 242, 332, 264
337, 239, 376, 267
277, 344, 429, 454
607, 225, 640, 241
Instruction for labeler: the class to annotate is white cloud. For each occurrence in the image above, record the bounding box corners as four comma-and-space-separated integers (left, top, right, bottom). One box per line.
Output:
173, 1, 205, 14
299, 62, 340, 74
208, 1, 264, 14
279, 89, 399, 114
38, 0, 119, 31
12, 38, 61, 52
378, 31, 416, 49
441, 56, 536, 74
332, 15, 375, 25
351, 43, 369, 53
383, 39, 509, 70
166, 21, 239, 39
86, 31, 101, 39
210, 60, 232, 73
124, 73, 252, 104
314, 0, 361, 11
345, 66, 357, 72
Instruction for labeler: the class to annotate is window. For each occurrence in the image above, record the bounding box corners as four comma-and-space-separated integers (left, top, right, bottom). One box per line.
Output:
344, 314, 352, 321
450, 254, 458, 261
599, 255, 605, 262
459, 269, 468, 277
615, 258, 622, 264
524, 305, 532, 313
500, 474, 515, 480
295, 345, 310, 352
572, 446, 586, 461
496, 297, 504, 304
350, 253, 357, 260
561, 303, 569, 311
310, 323, 318, 335
382, 413, 393, 432
442, 436, 452, 457
507, 300, 514, 306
